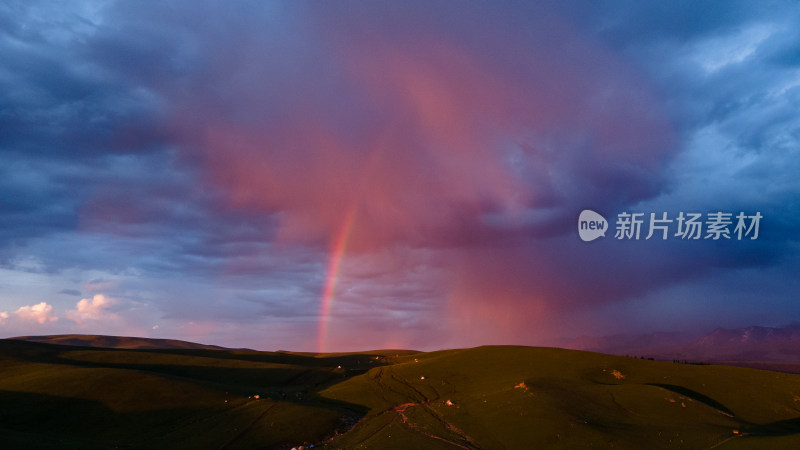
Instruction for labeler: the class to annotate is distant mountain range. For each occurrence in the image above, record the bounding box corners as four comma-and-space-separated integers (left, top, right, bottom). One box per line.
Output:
564, 323, 800, 365
10, 334, 231, 351
12, 325, 800, 366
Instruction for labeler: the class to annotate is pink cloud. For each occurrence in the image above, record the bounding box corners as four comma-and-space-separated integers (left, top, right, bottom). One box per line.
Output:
66, 294, 120, 324
157, 4, 677, 348
12, 302, 59, 325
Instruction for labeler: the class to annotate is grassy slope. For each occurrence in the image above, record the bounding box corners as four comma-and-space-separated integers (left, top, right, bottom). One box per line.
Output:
0, 340, 799, 448
0, 339, 382, 449
320, 346, 800, 449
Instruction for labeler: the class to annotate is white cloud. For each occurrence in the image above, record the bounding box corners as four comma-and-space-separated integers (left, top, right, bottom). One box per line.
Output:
13, 302, 58, 324
0, 311, 8, 324
66, 294, 120, 324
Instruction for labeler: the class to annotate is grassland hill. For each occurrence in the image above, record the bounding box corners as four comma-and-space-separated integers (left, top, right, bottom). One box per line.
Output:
1, 336, 799, 448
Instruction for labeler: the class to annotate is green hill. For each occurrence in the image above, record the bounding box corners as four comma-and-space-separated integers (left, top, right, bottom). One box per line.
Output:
10, 334, 231, 351
0, 338, 798, 448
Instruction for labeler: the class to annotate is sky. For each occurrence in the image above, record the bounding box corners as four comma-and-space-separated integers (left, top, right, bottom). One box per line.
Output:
1, 1, 799, 351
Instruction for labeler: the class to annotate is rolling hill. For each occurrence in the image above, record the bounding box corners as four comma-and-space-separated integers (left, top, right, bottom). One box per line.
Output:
10, 334, 231, 351
0, 337, 798, 448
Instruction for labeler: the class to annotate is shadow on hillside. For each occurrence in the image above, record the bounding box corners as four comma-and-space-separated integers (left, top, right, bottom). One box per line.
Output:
646, 383, 735, 416
0, 390, 118, 437
0, 388, 369, 449
0, 339, 376, 448
745, 417, 800, 437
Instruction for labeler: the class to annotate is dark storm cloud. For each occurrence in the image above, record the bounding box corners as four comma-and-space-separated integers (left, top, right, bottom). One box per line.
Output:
0, 1, 286, 278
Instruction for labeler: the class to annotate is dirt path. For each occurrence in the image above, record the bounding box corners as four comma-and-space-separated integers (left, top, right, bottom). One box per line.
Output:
318, 366, 483, 448
392, 401, 480, 449
379, 365, 482, 449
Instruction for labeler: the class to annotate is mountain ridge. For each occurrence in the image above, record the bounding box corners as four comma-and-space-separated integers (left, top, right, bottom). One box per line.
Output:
9, 334, 232, 351
564, 323, 800, 364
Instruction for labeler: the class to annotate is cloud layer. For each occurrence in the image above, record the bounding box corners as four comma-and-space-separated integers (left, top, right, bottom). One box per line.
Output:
1, 1, 799, 350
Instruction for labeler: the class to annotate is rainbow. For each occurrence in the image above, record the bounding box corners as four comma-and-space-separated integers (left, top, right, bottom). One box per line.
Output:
316, 203, 358, 353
